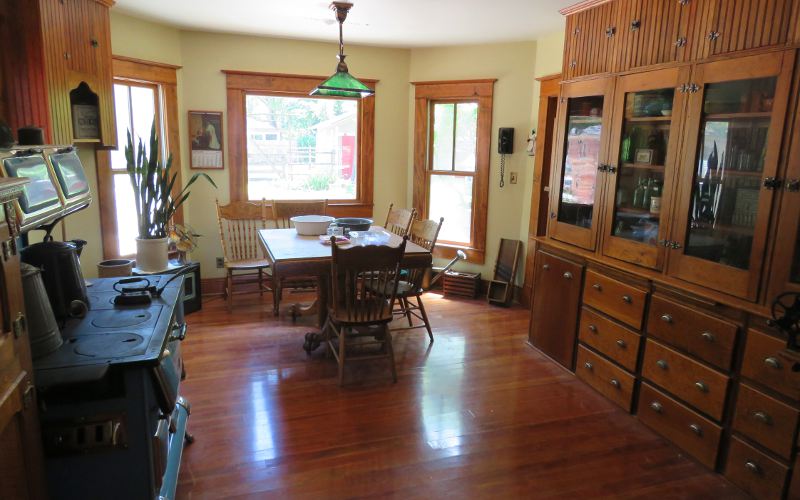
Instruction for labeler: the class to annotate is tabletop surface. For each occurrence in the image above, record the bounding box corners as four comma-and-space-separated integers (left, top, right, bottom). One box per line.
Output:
259, 227, 429, 263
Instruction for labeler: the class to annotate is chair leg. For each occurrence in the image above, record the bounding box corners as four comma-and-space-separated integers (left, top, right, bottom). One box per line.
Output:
272, 277, 280, 316
416, 294, 433, 343
386, 328, 397, 383
258, 268, 264, 296
226, 270, 233, 313
338, 326, 347, 386
402, 297, 413, 327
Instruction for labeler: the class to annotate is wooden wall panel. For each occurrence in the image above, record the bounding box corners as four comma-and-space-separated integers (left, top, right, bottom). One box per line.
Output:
39, 0, 71, 144
90, 0, 115, 148
709, 0, 794, 56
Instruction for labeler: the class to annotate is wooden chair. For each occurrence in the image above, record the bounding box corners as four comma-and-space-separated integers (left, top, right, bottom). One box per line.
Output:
271, 199, 328, 315
216, 199, 272, 312
487, 238, 522, 306
325, 237, 407, 385
390, 217, 443, 342
384, 203, 416, 237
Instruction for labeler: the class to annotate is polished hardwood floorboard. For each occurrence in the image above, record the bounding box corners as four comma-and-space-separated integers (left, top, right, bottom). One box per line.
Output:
177, 291, 746, 499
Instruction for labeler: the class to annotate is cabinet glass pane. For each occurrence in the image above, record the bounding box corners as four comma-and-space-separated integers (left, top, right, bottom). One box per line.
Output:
557, 96, 604, 229
611, 88, 674, 245
791, 224, 800, 284
685, 77, 776, 270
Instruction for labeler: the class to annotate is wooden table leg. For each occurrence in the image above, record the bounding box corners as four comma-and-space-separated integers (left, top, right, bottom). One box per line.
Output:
302, 273, 330, 353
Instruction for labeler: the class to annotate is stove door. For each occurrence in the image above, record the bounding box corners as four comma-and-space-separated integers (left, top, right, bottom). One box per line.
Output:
152, 335, 182, 415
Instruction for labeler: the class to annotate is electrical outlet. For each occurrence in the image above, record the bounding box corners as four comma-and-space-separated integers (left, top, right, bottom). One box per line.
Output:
510, 172, 518, 184
216, 257, 224, 268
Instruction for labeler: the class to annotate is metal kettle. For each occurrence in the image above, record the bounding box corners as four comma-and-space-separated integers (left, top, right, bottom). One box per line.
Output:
21, 239, 89, 322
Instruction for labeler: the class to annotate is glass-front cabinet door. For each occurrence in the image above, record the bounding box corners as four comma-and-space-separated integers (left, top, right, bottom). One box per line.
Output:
549, 77, 614, 250
601, 67, 689, 270
667, 51, 795, 300
766, 87, 800, 303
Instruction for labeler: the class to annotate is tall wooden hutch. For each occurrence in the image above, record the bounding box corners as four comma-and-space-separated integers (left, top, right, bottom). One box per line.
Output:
529, 1, 800, 498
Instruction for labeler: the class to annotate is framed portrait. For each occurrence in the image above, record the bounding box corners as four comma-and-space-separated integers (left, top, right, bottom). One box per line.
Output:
634, 148, 653, 165
189, 111, 224, 169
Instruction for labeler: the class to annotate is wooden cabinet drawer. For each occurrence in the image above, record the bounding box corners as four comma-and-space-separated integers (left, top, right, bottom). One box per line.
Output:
725, 437, 789, 500
637, 383, 722, 469
733, 384, 799, 460
642, 339, 730, 421
647, 295, 738, 371
582, 270, 647, 329
576, 345, 635, 412
578, 307, 640, 372
741, 329, 800, 400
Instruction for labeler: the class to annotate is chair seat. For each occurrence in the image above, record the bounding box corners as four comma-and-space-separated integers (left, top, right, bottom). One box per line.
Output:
225, 258, 270, 270
328, 299, 394, 325
368, 280, 419, 298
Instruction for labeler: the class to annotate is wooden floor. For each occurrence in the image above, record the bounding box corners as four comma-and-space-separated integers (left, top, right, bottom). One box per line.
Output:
176, 291, 746, 499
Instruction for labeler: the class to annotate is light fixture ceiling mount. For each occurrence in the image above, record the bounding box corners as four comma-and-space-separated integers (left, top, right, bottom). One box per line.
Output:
310, 1, 375, 98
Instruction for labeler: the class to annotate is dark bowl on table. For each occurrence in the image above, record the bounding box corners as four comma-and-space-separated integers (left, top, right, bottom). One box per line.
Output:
336, 218, 373, 232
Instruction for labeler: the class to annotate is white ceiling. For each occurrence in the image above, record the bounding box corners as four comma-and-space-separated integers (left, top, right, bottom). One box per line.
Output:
113, 0, 573, 48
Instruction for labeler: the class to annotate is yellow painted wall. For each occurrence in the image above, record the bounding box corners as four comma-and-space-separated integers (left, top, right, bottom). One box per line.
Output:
97, 11, 566, 288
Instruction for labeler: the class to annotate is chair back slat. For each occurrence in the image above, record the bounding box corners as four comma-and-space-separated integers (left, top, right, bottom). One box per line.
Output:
273, 200, 328, 229
330, 238, 407, 324
216, 199, 270, 262
384, 203, 416, 237
405, 217, 443, 289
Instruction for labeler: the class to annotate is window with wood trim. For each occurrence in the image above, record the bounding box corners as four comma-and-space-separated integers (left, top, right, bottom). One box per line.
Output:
96, 56, 182, 259
413, 80, 495, 263
225, 71, 375, 218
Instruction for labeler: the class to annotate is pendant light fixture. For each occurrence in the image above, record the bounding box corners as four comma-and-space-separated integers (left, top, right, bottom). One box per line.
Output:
310, 2, 375, 98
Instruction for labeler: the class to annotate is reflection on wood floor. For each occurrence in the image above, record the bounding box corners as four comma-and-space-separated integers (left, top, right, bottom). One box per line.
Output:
177, 291, 745, 499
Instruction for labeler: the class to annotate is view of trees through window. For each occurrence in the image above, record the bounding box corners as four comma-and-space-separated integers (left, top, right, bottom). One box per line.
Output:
245, 95, 358, 200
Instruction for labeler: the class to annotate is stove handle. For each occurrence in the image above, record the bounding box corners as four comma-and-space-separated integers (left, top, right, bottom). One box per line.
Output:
169, 323, 187, 342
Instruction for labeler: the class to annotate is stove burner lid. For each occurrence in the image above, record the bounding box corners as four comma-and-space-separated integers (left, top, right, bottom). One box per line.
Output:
90, 310, 152, 328
73, 333, 146, 358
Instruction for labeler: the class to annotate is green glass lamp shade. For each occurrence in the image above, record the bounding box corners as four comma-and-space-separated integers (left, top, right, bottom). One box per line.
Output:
310, 70, 374, 98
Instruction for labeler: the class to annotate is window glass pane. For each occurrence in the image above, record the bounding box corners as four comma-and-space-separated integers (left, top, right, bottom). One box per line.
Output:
684, 77, 776, 270
245, 95, 358, 200
432, 103, 454, 171
429, 174, 473, 244
557, 96, 604, 229
113, 174, 138, 256
130, 85, 157, 153
110, 84, 131, 171
454, 102, 478, 172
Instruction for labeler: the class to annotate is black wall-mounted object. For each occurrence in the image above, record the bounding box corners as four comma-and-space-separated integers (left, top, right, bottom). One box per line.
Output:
498, 127, 514, 155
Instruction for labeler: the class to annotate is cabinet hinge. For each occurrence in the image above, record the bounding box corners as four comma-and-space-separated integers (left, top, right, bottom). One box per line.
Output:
606, 165, 617, 174
785, 179, 800, 192
707, 31, 720, 41
630, 19, 641, 32
569, 60, 577, 69
678, 0, 690, 5
597, 164, 608, 172
669, 241, 683, 249
677, 83, 688, 93
605, 26, 616, 38
763, 177, 782, 190
688, 83, 700, 93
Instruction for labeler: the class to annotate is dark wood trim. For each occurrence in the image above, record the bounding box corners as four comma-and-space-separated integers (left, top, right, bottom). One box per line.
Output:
224, 71, 375, 214
112, 55, 180, 85
112, 54, 182, 71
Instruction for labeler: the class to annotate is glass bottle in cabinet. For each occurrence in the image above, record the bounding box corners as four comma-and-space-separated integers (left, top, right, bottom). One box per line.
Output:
549, 77, 613, 251
601, 67, 687, 270
667, 51, 794, 300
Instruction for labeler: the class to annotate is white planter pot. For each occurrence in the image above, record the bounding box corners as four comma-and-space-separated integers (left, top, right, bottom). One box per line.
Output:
136, 237, 169, 273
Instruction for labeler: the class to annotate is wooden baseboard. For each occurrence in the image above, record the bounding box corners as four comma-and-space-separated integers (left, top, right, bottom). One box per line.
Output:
201, 276, 267, 296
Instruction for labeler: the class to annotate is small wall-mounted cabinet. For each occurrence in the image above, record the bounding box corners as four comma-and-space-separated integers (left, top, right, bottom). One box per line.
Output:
0, 0, 116, 147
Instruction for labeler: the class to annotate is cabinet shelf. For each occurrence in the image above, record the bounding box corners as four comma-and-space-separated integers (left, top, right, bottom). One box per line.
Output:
569, 116, 603, 124
621, 163, 666, 171
625, 115, 672, 122
691, 222, 755, 236
616, 206, 659, 218
703, 112, 772, 121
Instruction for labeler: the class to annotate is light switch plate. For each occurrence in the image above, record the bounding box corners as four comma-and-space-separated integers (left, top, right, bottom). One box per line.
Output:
510, 172, 518, 184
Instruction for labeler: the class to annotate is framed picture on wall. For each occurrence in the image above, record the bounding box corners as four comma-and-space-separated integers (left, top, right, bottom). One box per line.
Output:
189, 111, 224, 169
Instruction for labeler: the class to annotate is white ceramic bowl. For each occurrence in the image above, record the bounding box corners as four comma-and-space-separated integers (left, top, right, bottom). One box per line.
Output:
291, 215, 335, 235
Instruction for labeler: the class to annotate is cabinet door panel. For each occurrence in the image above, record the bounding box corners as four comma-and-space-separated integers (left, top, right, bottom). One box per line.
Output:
601, 67, 689, 270
679, 0, 718, 62
529, 251, 584, 370
667, 51, 795, 300
709, 0, 794, 56
563, 3, 617, 79
549, 77, 615, 250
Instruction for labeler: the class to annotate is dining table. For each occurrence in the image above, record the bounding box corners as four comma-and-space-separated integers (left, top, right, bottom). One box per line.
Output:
258, 226, 433, 351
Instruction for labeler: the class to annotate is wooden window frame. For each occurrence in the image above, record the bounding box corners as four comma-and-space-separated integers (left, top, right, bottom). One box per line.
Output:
96, 56, 183, 260
224, 71, 376, 218
412, 79, 495, 264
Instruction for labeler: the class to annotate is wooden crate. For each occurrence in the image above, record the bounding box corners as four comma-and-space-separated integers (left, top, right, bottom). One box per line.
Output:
443, 271, 481, 299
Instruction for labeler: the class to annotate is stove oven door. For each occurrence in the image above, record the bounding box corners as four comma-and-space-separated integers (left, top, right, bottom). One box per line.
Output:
152, 320, 185, 415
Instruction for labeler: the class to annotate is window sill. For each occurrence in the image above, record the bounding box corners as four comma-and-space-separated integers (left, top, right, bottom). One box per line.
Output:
248, 201, 374, 218
434, 243, 485, 265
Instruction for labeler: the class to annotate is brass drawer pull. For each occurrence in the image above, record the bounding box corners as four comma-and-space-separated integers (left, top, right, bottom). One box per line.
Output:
660, 314, 673, 323
656, 359, 668, 370
689, 423, 703, 436
609, 378, 620, 388
694, 381, 708, 393
744, 461, 761, 474
622, 295, 632, 304
615, 339, 626, 348
700, 331, 715, 343
649, 401, 663, 413
764, 357, 782, 369
563, 271, 573, 280
584, 362, 593, 370
753, 411, 772, 425
588, 324, 598, 333
592, 283, 602, 291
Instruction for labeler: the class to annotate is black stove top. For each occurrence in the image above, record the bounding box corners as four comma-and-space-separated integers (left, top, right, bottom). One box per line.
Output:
34, 275, 184, 386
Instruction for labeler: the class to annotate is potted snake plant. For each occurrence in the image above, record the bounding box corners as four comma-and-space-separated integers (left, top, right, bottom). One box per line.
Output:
125, 121, 216, 272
